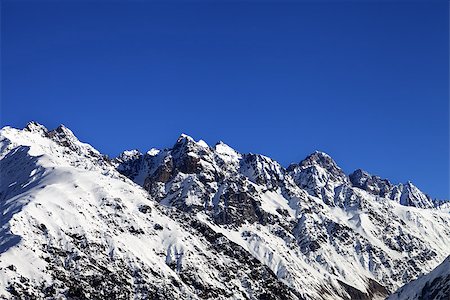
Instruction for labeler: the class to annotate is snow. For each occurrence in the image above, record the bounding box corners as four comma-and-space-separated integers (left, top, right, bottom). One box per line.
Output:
122, 149, 140, 157
388, 255, 450, 300
1, 122, 449, 300
214, 142, 241, 163
197, 139, 208, 148
195, 213, 332, 300
258, 189, 296, 219
0, 126, 259, 298
147, 148, 160, 156
178, 133, 193, 140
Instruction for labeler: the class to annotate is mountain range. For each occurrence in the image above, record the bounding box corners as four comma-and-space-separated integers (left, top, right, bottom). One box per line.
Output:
0, 121, 449, 300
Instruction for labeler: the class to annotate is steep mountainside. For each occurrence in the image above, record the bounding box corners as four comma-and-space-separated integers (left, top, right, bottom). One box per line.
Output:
0, 123, 300, 299
388, 255, 450, 300
0, 122, 449, 299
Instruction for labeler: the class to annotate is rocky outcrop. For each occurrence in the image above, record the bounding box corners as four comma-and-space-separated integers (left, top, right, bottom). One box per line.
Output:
349, 169, 435, 209
349, 169, 393, 197
286, 151, 349, 205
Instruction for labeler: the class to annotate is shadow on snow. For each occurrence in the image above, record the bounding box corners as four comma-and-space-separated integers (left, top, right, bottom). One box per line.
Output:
0, 146, 46, 254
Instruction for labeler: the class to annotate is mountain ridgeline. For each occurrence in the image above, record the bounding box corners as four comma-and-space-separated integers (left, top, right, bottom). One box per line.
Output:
0, 121, 449, 300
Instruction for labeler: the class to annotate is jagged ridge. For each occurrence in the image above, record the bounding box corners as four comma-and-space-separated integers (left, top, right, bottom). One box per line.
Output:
0, 121, 449, 300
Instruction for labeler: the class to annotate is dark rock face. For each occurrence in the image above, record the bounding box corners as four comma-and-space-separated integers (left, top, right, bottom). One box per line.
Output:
349, 169, 435, 209
213, 187, 271, 226
115, 151, 144, 180
171, 136, 206, 175
337, 278, 389, 300
349, 169, 393, 197
153, 158, 174, 183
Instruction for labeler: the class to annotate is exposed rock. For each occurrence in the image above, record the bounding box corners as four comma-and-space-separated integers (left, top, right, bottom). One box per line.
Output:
1, 124, 449, 300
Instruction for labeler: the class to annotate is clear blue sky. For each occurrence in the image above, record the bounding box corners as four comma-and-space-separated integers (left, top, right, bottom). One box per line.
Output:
1, 1, 448, 199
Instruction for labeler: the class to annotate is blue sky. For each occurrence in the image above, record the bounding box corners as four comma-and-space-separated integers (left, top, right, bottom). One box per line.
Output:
1, 1, 448, 199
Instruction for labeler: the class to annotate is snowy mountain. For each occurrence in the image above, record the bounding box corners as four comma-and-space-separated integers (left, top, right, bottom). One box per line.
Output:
388, 255, 450, 300
0, 122, 449, 299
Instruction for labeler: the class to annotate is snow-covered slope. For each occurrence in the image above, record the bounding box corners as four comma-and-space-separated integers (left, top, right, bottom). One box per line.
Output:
388, 255, 450, 300
1, 122, 449, 299
0, 124, 299, 299
115, 132, 450, 298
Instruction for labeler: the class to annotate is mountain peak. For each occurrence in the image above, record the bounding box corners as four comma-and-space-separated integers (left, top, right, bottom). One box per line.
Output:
175, 133, 209, 148
48, 124, 78, 146
45, 124, 101, 159
147, 148, 160, 156
53, 124, 75, 137
314, 150, 331, 157
117, 149, 142, 161
296, 151, 346, 181
23, 121, 48, 135
349, 168, 393, 197
286, 151, 348, 202
214, 141, 241, 162
177, 133, 195, 143
350, 168, 368, 177
299, 151, 335, 167
405, 180, 414, 187
398, 181, 434, 208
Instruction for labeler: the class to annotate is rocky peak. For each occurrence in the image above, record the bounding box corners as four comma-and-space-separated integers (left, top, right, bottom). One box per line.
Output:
147, 148, 160, 156
125, 137, 286, 223
349, 169, 393, 197
46, 124, 102, 162
175, 133, 195, 145
214, 141, 241, 164
349, 169, 369, 184
349, 169, 435, 209
116, 134, 441, 214
170, 134, 212, 175
23, 121, 48, 136
48, 125, 77, 147
286, 151, 348, 203
116, 149, 142, 163
240, 153, 285, 190
174, 134, 208, 150
297, 151, 346, 180
52, 124, 74, 136
397, 181, 434, 209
